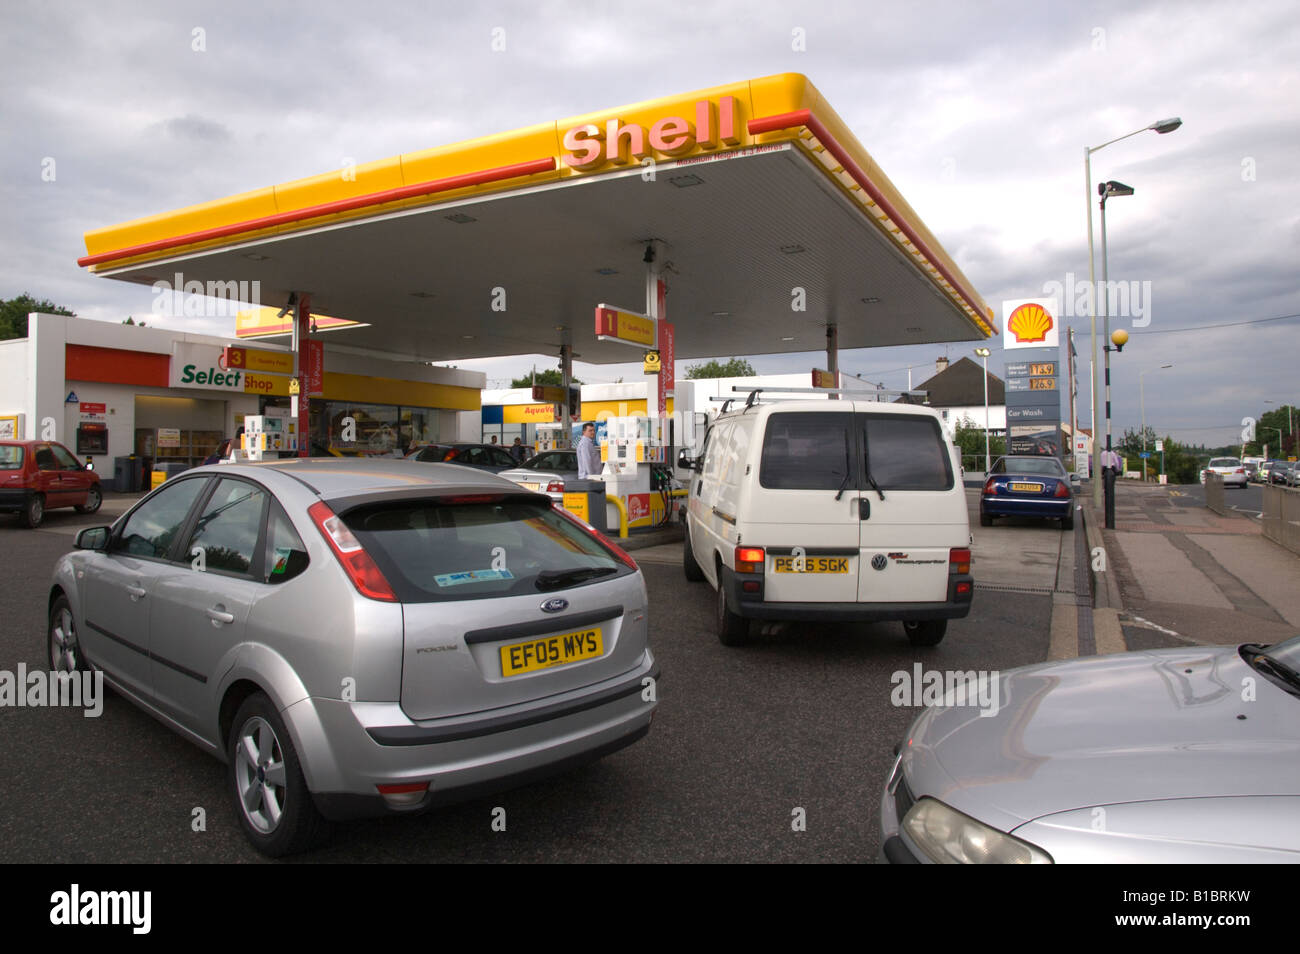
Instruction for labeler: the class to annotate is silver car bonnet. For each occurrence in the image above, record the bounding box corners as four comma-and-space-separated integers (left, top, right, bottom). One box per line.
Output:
901, 646, 1300, 830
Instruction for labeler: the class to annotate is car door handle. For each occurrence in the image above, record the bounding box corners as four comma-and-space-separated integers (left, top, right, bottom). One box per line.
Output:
126, 584, 147, 600
206, 607, 235, 625
858, 498, 871, 520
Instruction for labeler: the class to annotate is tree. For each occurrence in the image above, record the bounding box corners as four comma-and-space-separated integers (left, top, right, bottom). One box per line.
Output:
1243, 406, 1298, 458
0, 294, 75, 340
952, 415, 1005, 467
1117, 426, 1157, 464
510, 368, 582, 389
122, 316, 146, 327
685, 358, 756, 379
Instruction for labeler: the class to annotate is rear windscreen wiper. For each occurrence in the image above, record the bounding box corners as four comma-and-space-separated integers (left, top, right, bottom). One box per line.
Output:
864, 461, 885, 500
535, 567, 617, 591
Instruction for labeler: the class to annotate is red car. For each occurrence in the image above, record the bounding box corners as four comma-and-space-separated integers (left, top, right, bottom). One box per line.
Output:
0, 440, 102, 528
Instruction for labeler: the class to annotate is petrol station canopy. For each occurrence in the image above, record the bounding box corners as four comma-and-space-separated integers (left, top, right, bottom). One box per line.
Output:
78, 74, 995, 364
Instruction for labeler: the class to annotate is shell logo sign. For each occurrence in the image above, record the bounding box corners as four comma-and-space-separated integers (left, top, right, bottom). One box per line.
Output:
1002, 298, 1060, 351
562, 97, 741, 172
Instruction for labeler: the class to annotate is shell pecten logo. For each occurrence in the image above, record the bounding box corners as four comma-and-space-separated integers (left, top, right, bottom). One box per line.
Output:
1007, 302, 1054, 344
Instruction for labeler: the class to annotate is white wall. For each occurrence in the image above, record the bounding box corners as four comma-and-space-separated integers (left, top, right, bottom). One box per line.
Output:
0, 338, 29, 418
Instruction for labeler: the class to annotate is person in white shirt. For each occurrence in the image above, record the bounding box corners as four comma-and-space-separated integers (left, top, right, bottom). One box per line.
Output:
577, 422, 602, 479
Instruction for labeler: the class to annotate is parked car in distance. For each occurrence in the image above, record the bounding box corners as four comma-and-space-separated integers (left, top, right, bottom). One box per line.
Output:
980, 455, 1077, 529
680, 399, 972, 648
48, 458, 657, 856
879, 636, 1300, 862
0, 440, 103, 528
498, 450, 580, 504
1263, 460, 1290, 485
1283, 461, 1300, 487
406, 442, 519, 473
1199, 457, 1247, 487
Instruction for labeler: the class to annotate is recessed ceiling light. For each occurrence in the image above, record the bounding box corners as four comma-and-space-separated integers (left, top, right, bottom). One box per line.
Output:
711, 311, 730, 318
670, 175, 704, 188
780, 244, 806, 254
596, 267, 619, 276
862, 296, 881, 304
410, 291, 436, 298
461, 334, 475, 340
906, 326, 923, 333
243, 252, 270, 261
780, 336, 795, 341
445, 212, 477, 224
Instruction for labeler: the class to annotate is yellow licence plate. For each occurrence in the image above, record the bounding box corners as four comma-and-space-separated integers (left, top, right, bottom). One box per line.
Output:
773, 556, 850, 574
1010, 482, 1043, 492
518, 482, 540, 490
500, 627, 603, 677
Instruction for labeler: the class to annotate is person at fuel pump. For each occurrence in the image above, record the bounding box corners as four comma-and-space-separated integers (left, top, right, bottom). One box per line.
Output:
511, 436, 528, 463
577, 422, 601, 479
1102, 447, 1121, 476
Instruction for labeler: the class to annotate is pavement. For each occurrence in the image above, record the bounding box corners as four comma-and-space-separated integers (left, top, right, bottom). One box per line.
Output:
1079, 479, 1300, 651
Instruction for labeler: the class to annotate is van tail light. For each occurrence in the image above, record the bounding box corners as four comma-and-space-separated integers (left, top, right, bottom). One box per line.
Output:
983, 477, 998, 495
546, 480, 565, 493
735, 546, 765, 573
308, 501, 398, 602
1053, 480, 1071, 498
949, 548, 971, 575
551, 503, 638, 571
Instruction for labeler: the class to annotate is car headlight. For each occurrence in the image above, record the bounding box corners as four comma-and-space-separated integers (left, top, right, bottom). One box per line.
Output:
902, 797, 1053, 864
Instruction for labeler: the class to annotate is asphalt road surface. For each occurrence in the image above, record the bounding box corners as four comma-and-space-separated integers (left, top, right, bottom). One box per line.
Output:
0, 511, 1052, 863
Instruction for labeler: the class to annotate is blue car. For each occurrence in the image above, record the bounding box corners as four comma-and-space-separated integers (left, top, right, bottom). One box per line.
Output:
980, 455, 1077, 530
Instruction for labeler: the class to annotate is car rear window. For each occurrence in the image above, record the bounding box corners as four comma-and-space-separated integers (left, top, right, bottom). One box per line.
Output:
1209, 458, 1239, 468
342, 496, 630, 602
759, 413, 853, 490
994, 456, 1067, 477
0, 446, 22, 470
862, 415, 954, 491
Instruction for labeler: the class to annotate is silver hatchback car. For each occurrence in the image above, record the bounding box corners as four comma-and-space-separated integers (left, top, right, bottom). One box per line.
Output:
48, 458, 657, 856
879, 639, 1300, 862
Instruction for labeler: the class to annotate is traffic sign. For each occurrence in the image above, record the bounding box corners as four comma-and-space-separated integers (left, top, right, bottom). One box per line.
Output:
1139, 452, 1151, 459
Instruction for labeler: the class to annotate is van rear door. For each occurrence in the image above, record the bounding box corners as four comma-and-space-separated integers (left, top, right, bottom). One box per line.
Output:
855, 411, 964, 603
748, 409, 860, 603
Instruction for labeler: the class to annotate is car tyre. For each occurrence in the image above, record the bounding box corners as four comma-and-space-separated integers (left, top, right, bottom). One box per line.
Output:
715, 576, 752, 646
1062, 512, 1074, 531
19, 494, 43, 528
49, 594, 88, 674
75, 485, 103, 514
228, 693, 328, 857
979, 512, 993, 527
683, 527, 705, 582
903, 619, 947, 647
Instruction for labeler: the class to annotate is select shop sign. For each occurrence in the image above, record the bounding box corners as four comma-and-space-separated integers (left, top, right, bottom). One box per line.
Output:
170, 343, 290, 395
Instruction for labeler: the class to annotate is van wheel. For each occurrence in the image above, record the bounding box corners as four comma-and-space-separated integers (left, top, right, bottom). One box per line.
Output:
683, 528, 705, 582
979, 513, 992, 527
716, 580, 752, 646
1061, 513, 1074, 531
903, 619, 947, 647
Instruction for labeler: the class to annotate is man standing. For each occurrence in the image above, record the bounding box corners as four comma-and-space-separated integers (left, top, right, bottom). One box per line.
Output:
1102, 447, 1121, 475
511, 436, 528, 463
577, 422, 602, 479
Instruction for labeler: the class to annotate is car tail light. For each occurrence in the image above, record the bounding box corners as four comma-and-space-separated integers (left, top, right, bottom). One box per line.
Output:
551, 502, 638, 570
1235, 468, 1245, 474
735, 546, 765, 573
983, 477, 998, 495
955, 581, 972, 596
1053, 481, 1071, 498
437, 494, 506, 505
949, 548, 971, 575
308, 500, 398, 602
443, 449, 456, 461
376, 781, 429, 808
546, 480, 565, 493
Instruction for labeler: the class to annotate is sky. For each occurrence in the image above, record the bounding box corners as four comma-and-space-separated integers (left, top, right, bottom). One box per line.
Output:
2, 0, 1297, 448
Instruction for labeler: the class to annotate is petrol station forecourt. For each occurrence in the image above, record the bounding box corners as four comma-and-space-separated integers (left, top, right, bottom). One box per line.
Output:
77, 72, 995, 481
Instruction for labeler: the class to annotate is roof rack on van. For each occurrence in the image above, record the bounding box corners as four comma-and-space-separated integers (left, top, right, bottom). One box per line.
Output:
725, 386, 931, 402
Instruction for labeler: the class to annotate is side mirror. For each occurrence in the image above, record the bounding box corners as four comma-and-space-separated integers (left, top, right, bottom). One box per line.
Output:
1070, 473, 1081, 484
75, 526, 111, 551
677, 449, 696, 471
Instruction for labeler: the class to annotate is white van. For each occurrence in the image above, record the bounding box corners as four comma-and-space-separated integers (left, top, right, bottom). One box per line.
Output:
680, 399, 972, 646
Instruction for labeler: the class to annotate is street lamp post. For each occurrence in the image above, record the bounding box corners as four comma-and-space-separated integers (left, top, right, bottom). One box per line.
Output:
1139, 364, 1174, 481
975, 347, 991, 474
1085, 117, 1182, 509
1264, 401, 1295, 455
1099, 179, 1134, 528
